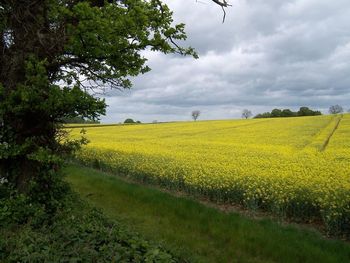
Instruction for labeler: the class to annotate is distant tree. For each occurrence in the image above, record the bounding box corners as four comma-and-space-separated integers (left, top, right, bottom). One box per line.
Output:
254, 112, 271, 118
298, 107, 311, 116
152, 120, 158, 124
242, 109, 252, 119
329, 105, 344, 114
192, 110, 201, 121
281, 109, 296, 117
297, 107, 322, 116
271, 109, 282, 118
136, 121, 141, 124
124, 118, 135, 124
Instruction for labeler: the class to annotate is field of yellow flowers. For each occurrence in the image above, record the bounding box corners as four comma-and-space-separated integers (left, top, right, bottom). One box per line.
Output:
70, 114, 350, 236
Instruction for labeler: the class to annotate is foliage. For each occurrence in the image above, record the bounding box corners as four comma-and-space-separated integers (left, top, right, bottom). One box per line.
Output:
0, 192, 177, 263
0, 192, 46, 228
241, 109, 252, 119
0, 171, 70, 228
124, 118, 142, 124
0, 0, 195, 203
270, 108, 283, 117
254, 112, 272, 118
281, 109, 296, 117
329, 105, 344, 114
71, 114, 350, 238
191, 110, 200, 121
62, 116, 100, 124
255, 107, 322, 118
124, 118, 136, 124
298, 106, 322, 117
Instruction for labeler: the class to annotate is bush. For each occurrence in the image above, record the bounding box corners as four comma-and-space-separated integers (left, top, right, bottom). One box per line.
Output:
0, 194, 46, 228
0, 192, 178, 262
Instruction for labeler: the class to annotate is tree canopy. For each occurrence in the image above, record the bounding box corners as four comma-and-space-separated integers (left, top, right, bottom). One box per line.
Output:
124, 118, 141, 124
192, 110, 200, 121
241, 109, 252, 119
0, 0, 196, 206
329, 105, 344, 114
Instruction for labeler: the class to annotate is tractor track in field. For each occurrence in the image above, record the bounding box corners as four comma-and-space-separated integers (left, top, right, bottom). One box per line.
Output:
321, 115, 343, 151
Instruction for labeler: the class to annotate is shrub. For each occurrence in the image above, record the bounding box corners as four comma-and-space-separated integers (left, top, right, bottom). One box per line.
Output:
0, 192, 178, 262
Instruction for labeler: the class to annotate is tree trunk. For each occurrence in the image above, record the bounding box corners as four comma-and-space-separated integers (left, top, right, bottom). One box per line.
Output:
0, 1, 55, 192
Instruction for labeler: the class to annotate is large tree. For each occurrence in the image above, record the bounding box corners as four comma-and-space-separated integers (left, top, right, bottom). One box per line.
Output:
0, 0, 230, 203
0, 0, 202, 205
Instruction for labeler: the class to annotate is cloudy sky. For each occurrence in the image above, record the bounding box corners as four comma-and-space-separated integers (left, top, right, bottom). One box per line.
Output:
101, 0, 350, 123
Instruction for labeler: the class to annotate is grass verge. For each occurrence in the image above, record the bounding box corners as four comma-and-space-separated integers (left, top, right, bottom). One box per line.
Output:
66, 164, 350, 263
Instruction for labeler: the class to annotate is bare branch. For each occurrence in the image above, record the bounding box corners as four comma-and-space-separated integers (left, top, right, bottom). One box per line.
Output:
210, 0, 231, 23
211, 0, 231, 7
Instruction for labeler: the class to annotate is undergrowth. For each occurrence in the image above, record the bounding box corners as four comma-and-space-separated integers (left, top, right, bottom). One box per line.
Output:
0, 187, 178, 262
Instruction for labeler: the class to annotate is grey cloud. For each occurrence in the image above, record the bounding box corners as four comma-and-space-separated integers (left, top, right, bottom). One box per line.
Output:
101, 0, 350, 123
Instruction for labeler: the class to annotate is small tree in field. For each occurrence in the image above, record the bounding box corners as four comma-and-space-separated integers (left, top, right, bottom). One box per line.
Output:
329, 105, 344, 114
124, 119, 135, 124
242, 109, 252, 119
192, 110, 201, 121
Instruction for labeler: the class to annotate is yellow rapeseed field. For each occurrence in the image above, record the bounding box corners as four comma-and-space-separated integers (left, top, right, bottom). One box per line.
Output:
70, 114, 350, 234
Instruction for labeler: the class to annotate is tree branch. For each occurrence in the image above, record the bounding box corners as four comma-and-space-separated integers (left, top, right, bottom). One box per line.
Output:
210, 0, 231, 23
211, 0, 231, 7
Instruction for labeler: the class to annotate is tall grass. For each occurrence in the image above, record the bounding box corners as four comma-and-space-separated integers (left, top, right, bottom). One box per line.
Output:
66, 164, 350, 263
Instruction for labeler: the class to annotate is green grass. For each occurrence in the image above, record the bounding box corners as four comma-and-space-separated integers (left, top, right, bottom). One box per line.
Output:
66, 164, 350, 263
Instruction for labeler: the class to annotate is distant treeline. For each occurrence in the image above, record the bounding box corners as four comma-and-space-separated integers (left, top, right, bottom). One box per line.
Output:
254, 107, 322, 118
124, 118, 141, 124
62, 116, 100, 124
